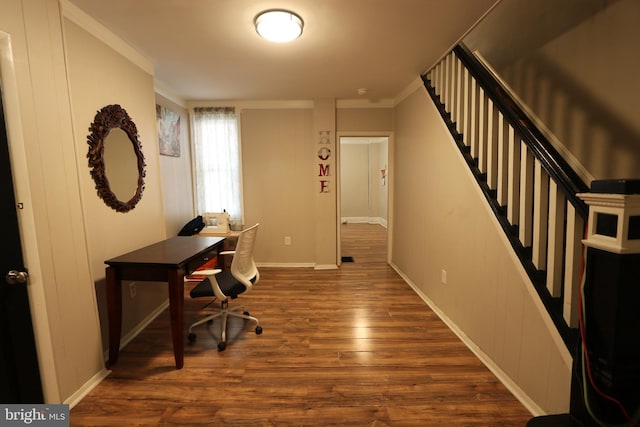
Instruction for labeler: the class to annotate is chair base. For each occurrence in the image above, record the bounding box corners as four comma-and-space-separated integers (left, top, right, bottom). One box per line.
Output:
188, 301, 261, 351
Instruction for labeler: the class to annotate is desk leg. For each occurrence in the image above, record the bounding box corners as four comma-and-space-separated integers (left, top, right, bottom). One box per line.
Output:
105, 266, 121, 366
168, 269, 185, 369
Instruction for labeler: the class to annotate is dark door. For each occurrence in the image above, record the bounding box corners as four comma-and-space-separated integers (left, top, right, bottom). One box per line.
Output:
0, 88, 44, 403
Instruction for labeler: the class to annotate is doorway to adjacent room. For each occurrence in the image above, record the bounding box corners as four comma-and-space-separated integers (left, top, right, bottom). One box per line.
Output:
338, 136, 389, 265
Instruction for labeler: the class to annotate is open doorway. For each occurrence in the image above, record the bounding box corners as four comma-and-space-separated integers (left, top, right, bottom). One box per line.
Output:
339, 136, 389, 264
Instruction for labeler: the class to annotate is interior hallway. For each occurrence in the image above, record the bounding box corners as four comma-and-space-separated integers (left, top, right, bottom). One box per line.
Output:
69, 223, 532, 426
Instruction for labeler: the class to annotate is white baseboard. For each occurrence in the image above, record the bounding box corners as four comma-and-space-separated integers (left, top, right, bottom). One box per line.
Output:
71, 300, 171, 409
124, 300, 170, 350
313, 264, 338, 270
257, 262, 337, 270
257, 262, 316, 268
101, 299, 170, 363
389, 261, 544, 417
341, 216, 387, 227
341, 216, 370, 223
64, 368, 110, 409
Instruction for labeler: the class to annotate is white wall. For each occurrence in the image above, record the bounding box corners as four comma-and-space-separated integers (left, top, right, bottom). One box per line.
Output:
0, 0, 105, 403
476, 0, 640, 182
340, 142, 370, 221
183, 102, 343, 269
391, 86, 572, 414
340, 138, 388, 226
370, 139, 388, 224
155, 94, 194, 237
533, 0, 640, 180
63, 9, 168, 355
0, 0, 172, 404
240, 107, 317, 266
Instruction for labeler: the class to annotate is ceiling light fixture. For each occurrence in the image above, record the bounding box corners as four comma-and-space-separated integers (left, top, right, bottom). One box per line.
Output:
254, 9, 303, 43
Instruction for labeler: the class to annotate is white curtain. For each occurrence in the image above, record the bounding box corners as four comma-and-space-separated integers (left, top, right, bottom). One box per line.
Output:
192, 107, 244, 223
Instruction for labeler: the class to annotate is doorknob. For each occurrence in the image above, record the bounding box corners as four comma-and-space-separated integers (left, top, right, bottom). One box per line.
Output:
5, 270, 28, 285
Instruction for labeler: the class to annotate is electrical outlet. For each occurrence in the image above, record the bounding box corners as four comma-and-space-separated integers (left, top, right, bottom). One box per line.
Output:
129, 282, 137, 298
441, 270, 447, 285
284, 236, 292, 246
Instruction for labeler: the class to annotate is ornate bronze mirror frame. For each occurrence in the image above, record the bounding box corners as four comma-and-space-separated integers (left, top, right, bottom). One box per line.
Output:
87, 104, 146, 213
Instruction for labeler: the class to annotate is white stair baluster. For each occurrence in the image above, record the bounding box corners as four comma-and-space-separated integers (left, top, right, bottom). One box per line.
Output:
519, 143, 534, 247
469, 77, 479, 159
455, 57, 464, 134
477, 87, 488, 174
462, 67, 470, 146
532, 160, 549, 269
563, 203, 584, 328
486, 98, 499, 190
546, 181, 566, 297
496, 117, 509, 206
507, 132, 521, 225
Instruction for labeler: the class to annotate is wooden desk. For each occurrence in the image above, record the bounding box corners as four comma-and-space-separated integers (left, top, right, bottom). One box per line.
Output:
105, 236, 225, 369
198, 229, 241, 268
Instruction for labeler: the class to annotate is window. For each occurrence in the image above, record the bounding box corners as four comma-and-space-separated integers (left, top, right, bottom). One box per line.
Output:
192, 107, 243, 223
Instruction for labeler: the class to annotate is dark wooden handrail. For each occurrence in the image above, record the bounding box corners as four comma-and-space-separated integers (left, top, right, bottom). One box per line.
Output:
421, 44, 590, 354
453, 43, 589, 219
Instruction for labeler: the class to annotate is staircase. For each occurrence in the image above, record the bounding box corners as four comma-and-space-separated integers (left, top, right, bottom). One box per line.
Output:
421, 43, 589, 356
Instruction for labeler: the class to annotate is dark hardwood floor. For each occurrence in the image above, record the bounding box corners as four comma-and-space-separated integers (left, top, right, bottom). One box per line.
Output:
70, 223, 532, 426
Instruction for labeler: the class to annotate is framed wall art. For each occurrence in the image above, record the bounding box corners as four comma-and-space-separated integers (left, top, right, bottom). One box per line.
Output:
156, 104, 181, 157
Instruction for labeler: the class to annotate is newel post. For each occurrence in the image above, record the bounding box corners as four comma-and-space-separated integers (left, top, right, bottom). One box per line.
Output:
575, 179, 640, 425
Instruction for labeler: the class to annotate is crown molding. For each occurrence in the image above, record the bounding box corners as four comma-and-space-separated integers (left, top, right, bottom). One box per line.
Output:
154, 80, 187, 108
60, 0, 153, 75
336, 98, 394, 109
186, 100, 314, 110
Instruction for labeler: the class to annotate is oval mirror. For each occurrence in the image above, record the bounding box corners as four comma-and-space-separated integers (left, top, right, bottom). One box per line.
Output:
103, 128, 139, 202
87, 104, 146, 213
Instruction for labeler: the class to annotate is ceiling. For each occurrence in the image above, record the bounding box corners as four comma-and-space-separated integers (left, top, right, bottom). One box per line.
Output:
67, 0, 499, 102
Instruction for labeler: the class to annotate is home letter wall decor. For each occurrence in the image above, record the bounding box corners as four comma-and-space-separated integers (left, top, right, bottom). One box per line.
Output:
318, 130, 331, 193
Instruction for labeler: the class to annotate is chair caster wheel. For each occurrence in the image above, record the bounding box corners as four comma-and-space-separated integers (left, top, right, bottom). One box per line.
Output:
188, 333, 196, 343
243, 311, 250, 316
217, 342, 226, 351
255, 325, 263, 334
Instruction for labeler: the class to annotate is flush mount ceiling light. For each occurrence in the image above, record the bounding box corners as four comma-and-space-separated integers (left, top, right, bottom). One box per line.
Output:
254, 9, 303, 43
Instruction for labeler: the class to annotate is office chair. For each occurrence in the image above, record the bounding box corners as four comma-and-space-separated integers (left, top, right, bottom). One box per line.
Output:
187, 223, 262, 351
